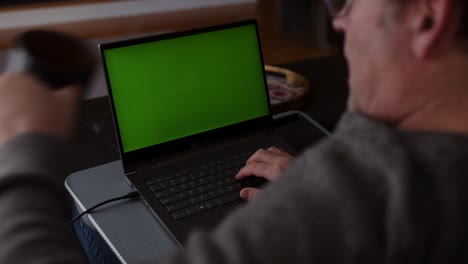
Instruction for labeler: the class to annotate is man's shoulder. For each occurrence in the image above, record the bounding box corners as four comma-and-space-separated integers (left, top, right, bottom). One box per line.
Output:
286, 111, 468, 194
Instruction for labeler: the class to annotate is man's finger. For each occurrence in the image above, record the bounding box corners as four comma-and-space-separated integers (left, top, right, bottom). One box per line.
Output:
239, 187, 260, 201
235, 161, 283, 181
246, 148, 290, 167
267, 146, 284, 155
267, 146, 294, 159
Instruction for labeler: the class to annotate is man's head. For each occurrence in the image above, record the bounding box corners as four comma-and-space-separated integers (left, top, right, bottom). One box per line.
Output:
327, 0, 468, 126
391, 0, 468, 52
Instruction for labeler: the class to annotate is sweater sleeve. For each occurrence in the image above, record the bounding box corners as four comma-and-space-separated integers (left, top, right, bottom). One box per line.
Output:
0, 133, 87, 264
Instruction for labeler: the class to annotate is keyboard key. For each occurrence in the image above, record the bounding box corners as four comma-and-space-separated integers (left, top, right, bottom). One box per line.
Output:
208, 183, 218, 190
205, 200, 217, 209
160, 195, 180, 205
208, 190, 221, 198
198, 185, 210, 193
172, 209, 188, 220
179, 176, 189, 183
196, 203, 208, 212
169, 178, 181, 186
185, 206, 199, 216
225, 177, 237, 184
189, 181, 200, 188
227, 184, 240, 192
159, 181, 171, 189
218, 187, 229, 195
198, 177, 208, 184
207, 175, 217, 182
188, 189, 199, 196
157, 151, 263, 218
166, 200, 191, 212
215, 192, 240, 206
169, 186, 181, 194
237, 181, 247, 189
180, 183, 190, 190
216, 180, 227, 187
155, 190, 171, 198
178, 191, 190, 200
190, 196, 201, 204
199, 193, 210, 201
149, 184, 161, 192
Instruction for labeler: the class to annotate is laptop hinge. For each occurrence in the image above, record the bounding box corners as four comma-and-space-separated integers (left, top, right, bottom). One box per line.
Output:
128, 129, 272, 173
133, 162, 158, 175
126, 170, 137, 176
152, 132, 269, 169
126, 160, 155, 175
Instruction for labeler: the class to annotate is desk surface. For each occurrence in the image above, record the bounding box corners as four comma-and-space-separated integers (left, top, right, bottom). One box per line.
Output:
66, 111, 329, 263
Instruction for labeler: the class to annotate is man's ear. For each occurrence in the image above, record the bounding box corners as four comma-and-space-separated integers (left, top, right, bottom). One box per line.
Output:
411, 0, 452, 58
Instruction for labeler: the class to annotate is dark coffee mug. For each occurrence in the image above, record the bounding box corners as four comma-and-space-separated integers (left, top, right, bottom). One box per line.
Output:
6, 29, 96, 90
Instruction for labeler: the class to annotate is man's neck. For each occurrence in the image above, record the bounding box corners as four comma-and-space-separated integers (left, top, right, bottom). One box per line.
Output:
397, 53, 468, 135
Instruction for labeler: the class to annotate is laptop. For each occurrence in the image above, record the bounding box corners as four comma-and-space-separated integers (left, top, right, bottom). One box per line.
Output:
99, 20, 296, 245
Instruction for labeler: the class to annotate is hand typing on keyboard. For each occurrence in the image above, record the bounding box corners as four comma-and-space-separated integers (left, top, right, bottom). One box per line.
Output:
147, 150, 279, 220
235, 147, 295, 201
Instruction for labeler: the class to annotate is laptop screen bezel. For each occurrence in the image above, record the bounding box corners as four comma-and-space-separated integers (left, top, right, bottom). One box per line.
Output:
99, 20, 273, 173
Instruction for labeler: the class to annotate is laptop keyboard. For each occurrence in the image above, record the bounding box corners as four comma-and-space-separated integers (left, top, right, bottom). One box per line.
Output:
145, 151, 266, 220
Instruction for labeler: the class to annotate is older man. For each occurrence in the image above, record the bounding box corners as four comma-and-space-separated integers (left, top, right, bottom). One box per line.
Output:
1, 0, 468, 263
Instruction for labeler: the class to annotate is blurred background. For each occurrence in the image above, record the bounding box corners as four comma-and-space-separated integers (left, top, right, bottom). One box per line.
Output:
0, 0, 349, 171
0, 0, 342, 65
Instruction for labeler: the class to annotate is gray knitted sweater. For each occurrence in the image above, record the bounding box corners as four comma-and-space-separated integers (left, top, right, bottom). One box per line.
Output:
1, 112, 468, 263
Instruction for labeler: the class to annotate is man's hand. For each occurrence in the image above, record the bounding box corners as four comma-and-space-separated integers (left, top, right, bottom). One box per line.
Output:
235, 147, 294, 201
0, 73, 80, 145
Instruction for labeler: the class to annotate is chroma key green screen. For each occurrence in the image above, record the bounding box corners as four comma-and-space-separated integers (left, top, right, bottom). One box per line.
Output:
103, 23, 270, 153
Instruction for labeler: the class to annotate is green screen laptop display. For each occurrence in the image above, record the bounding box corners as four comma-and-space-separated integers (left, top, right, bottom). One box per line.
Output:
103, 23, 270, 153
